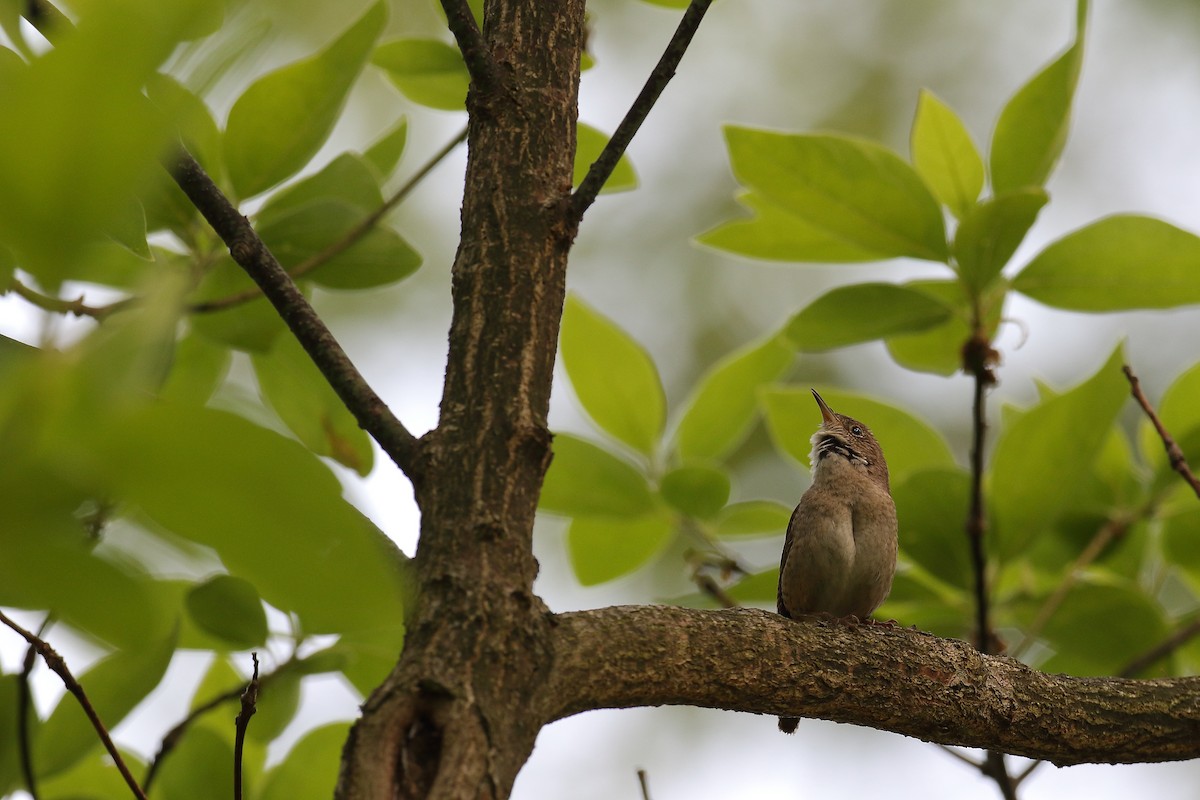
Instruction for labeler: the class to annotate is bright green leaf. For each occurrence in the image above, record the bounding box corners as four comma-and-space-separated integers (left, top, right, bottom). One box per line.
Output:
574, 123, 637, 194
893, 468, 973, 589
673, 333, 792, 461
723, 127, 948, 261
224, 2, 387, 197
727, 568, 779, 605
106, 199, 151, 259
567, 513, 675, 585
1163, 508, 1200, 591
954, 189, 1048, 295
1012, 215, 1200, 311
146, 72, 223, 176
761, 387, 955, 485
910, 89, 984, 219
37, 748, 145, 800
715, 500, 792, 539
990, 12, 1085, 193
160, 333, 231, 406
91, 403, 407, 636
259, 152, 383, 220
185, 575, 268, 649
249, 670, 302, 743
372, 38, 469, 111
697, 192, 884, 263
259, 723, 351, 800
560, 294, 666, 455
990, 344, 1126, 559
258, 199, 421, 291
362, 117, 409, 179
540, 434, 655, 518
36, 629, 177, 778
252, 333, 374, 475
659, 463, 730, 519
786, 283, 953, 351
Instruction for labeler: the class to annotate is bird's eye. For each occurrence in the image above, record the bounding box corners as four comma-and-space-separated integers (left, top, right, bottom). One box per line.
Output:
850, 425, 864, 437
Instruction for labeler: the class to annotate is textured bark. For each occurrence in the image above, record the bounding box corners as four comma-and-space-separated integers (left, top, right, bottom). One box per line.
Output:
334, 2, 586, 798
547, 606, 1200, 766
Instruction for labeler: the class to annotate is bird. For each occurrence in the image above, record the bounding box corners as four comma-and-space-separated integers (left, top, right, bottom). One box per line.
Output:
776, 389, 898, 734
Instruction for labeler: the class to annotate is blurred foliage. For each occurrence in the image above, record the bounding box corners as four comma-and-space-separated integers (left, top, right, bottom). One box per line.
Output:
0, 0, 1198, 796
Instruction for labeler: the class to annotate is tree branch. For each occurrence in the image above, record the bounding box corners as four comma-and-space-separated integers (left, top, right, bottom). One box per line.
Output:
440, 0, 502, 95
547, 606, 1200, 766
567, 0, 714, 226
233, 654, 260, 800
0, 610, 148, 800
168, 151, 423, 481
1124, 363, 1200, 499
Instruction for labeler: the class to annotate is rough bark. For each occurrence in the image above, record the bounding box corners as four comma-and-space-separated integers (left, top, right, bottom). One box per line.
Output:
547, 606, 1200, 767
334, 2, 586, 798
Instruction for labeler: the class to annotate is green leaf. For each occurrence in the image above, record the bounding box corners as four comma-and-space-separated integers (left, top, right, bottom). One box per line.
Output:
785, 283, 953, 352
252, 333, 374, 475
1040, 579, 1167, 677
91, 403, 407, 637
574, 123, 637, 194
560, 294, 666, 455
723, 127, 948, 261
1142, 362, 1200, 483
37, 748, 146, 800
249, 670, 302, 743
373, 38, 469, 111
258, 199, 421, 291
893, 468, 973, 589
152, 725, 235, 800
989, 17, 1084, 193
224, 2, 387, 198
260, 152, 383, 220
159, 333, 231, 406
146, 72, 223, 177
697, 192, 884, 263
659, 463, 730, 519
953, 189, 1048, 295
106, 199, 151, 259
540, 434, 655, 518
1163, 508, 1200, 590
185, 575, 268, 649
188, 258, 291, 352
566, 513, 674, 585
761, 387, 955, 485
910, 89, 984, 219
990, 344, 1126, 559
362, 117, 409, 179
727, 568, 779, 605
714, 500, 792, 539
0, 674, 21, 794
1012, 215, 1200, 311
0, 0, 205, 284
259, 723, 351, 800
883, 280, 970, 377
36, 629, 178, 778
673, 333, 792, 461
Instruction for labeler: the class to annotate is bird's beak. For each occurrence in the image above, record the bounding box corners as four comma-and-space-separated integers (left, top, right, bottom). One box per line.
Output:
811, 389, 837, 427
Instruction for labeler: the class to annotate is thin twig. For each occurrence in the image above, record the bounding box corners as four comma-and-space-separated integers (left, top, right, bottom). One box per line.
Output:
7, 277, 114, 319
233, 653, 260, 800
190, 126, 468, 314
168, 151, 423, 479
1012, 759, 1043, 787
693, 573, 739, 609
935, 744, 983, 769
1120, 616, 1200, 678
16, 617, 51, 800
962, 332, 998, 653
1124, 364, 1200, 499
568, 0, 714, 225
1010, 515, 1130, 660
636, 768, 652, 800
0, 609, 148, 800
439, 0, 501, 95
984, 751, 1018, 800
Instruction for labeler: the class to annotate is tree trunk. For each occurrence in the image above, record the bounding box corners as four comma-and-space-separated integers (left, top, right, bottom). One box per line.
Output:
335, 2, 587, 798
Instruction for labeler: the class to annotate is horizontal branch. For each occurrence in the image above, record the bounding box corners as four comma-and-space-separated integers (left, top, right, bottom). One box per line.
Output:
168, 151, 423, 481
547, 605, 1200, 767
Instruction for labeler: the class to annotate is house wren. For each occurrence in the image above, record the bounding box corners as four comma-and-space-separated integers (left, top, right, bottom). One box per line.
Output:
776, 389, 898, 734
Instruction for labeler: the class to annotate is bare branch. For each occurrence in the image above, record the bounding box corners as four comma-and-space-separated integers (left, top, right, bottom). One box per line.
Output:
168, 151, 423, 480
568, 0, 714, 225
233, 653, 260, 800
1124, 364, 1200, 499
440, 0, 502, 95
0, 610, 148, 800
548, 606, 1200, 766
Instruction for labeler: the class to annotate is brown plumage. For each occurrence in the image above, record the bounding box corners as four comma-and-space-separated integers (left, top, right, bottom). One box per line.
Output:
776, 390, 898, 733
